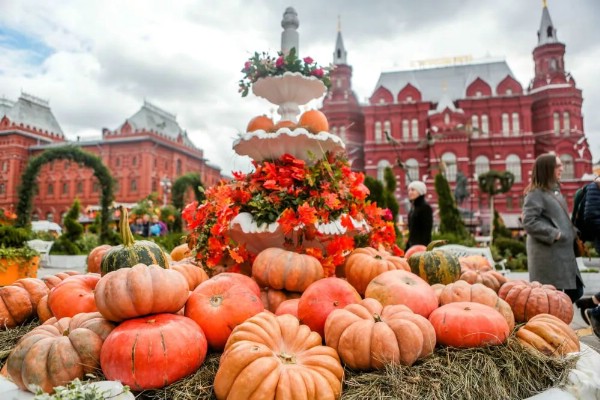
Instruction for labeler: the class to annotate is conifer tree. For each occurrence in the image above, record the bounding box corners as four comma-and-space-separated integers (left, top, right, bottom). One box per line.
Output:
434, 173, 468, 239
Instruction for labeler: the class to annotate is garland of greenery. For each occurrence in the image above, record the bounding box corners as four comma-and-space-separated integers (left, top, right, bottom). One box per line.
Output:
171, 172, 205, 232
15, 145, 116, 244
478, 170, 515, 196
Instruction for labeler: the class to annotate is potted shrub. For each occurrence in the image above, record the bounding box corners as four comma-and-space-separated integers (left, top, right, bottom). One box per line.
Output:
0, 225, 39, 285
48, 199, 88, 269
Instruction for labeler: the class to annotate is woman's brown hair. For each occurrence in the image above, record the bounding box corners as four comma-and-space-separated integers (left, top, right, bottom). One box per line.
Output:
525, 153, 558, 193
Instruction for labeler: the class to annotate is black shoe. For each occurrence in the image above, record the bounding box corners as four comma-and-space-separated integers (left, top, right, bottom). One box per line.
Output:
585, 308, 600, 338
576, 297, 597, 324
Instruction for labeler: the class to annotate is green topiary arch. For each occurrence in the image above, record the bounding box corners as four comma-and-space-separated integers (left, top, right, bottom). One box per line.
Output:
15, 145, 116, 243
171, 172, 205, 232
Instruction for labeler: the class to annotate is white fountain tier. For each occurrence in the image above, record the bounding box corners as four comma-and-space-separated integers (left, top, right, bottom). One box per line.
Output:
229, 212, 369, 255
233, 127, 345, 163
252, 72, 327, 122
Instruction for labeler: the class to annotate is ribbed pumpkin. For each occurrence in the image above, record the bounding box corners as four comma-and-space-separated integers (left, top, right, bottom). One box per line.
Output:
438, 280, 515, 331
41, 270, 81, 290
458, 255, 508, 293
101, 314, 207, 391
498, 280, 573, 324
252, 247, 324, 292
408, 241, 461, 285
260, 288, 301, 313
428, 302, 510, 348
0, 278, 49, 329
324, 298, 436, 370
36, 294, 53, 322
47, 274, 100, 319
344, 247, 410, 295
275, 298, 300, 317
94, 264, 189, 322
170, 261, 209, 291
214, 312, 343, 400
170, 243, 192, 262
100, 206, 168, 275
86, 244, 112, 274
7, 312, 116, 394
516, 313, 580, 356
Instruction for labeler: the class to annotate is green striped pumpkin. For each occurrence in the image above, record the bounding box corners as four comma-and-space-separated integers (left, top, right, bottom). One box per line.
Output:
407, 240, 460, 285
100, 206, 169, 275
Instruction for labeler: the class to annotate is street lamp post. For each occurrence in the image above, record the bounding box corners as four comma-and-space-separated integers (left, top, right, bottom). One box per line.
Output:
160, 176, 172, 207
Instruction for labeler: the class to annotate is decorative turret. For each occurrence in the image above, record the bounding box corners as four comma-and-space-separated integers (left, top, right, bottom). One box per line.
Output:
281, 7, 299, 55
333, 16, 347, 65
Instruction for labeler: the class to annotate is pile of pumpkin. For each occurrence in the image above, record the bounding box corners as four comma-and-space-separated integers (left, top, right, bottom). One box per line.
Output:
0, 230, 580, 398
246, 109, 329, 134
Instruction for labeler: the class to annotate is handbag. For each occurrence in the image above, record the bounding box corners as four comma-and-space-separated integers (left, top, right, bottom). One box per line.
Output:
549, 191, 588, 258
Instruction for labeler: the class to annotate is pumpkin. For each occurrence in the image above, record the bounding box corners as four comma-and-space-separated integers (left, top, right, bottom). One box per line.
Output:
298, 277, 361, 337
428, 302, 510, 348
0, 285, 35, 329
41, 270, 81, 290
185, 274, 264, 350
458, 255, 508, 293
298, 109, 329, 133
438, 280, 515, 331
275, 298, 300, 317
170, 261, 209, 291
100, 206, 169, 275
260, 288, 301, 313
516, 313, 580, 356
214, 312, 343, 400
246, 114, 275, 132
365, 269, 438, 318
7, 312, 115, 394
211, 272, 261, 296
274, 119, 297, 130
405, 244, 427, 259
498, 280, 573, 324
36, 294, 53, 323
47, 274, 100, 319
101, 314, 207, 391
170, 243, 192, 262
408, 241, 461, 285
86, 244, 112, 274
95, 264, 189, 322
324, 298, 436, 370
344, 247, 410, 295
252, 247, 324, 292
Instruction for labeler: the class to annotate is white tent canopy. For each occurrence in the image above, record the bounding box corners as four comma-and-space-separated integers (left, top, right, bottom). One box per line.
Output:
31, 220, 62, 234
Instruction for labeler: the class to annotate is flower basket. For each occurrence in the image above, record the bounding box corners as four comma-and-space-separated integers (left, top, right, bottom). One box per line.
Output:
0, 256, 39, 286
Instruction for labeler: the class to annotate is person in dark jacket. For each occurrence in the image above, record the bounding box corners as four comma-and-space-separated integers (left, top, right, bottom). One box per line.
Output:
405, 180, 433, 249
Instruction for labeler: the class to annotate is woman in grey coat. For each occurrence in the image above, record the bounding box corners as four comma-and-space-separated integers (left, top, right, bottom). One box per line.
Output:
522, 153, 583, 302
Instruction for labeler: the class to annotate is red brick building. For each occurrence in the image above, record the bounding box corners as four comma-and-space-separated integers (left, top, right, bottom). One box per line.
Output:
0, 96, 223, 222
321, 3, 594, 231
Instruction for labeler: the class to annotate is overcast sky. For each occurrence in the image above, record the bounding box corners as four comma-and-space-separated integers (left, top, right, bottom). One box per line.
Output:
1, 0, 598, 175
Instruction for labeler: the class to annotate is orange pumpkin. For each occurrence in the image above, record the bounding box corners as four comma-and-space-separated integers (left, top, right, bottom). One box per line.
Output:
170, 261, 209, 291
36, 294, 53, 323
94, 264, 189, 322
252, 247, 324, 292
185, 274, 264, 350
344, 247, 410, 295
428, 302, 510, 348
298, 109, 329, 133
260, 288, 301, 313
211, 272, 261, 296
41, 270, 81, 290
274, 119, 296, 130
0, 285, 35, 329
275, 298, 300, 317
86, 244, 112, 274
214, 312, 343, 400
170, 243, 192, 262
365, 270, 438, 318
516, 313, 580, 356
324, 298, 436, 369
498, 280, 573, 324
246, 115, 275, 132
7, 312, 115, 394
47, 274, 100, 319
458, 255, 508, 293
404, 244, 427, 259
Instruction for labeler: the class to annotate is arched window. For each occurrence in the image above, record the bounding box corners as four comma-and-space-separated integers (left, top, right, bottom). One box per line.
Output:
375, 121, 383, 143
384, 120, 391, 140
553, 112, 560, 135
176, 159, 182, 175
560, 154, 574, 180
563, 112, 570, 135
0, 183, 5, 195
506, 154, 522, 183
377, 159, 392, 182
481, 115, 489, 136
405, 158, 419, 182
47, 183, 54, 196
502, 113, 510, 136
471, 115, 479, 138
62, 182, 69, 196
402, 120, 409, 140
46, 212, 54, 222
441, 152, 457, 182
131, 179, 137, 192
512, 113, 520, 135
411, 119, 419, 140
474, 155, 490, 179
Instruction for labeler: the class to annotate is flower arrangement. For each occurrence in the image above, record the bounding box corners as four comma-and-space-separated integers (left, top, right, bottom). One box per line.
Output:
239, 48, 332, 97
183, 152, 400, 277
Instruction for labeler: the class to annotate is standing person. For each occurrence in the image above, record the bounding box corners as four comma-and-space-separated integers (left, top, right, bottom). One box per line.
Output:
141, 214, 151, 237
405, 180, 433, 249
521, 153, 583, 303
130, 216, 144, 236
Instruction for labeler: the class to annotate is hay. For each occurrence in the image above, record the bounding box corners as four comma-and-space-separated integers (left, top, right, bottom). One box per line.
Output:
0, 318, 40, 370
341, 337, 578, 400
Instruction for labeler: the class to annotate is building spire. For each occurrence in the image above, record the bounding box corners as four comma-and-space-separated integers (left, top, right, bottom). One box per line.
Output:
537, 0, 558, 45
333, 16, 347, 65
281, 7, 299, 56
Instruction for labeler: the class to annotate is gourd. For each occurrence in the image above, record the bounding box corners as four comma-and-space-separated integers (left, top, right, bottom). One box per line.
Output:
100, 206, 168, 275
344, 247, 410, 295
408, 240, 461, 285
252, 247, 324, 292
